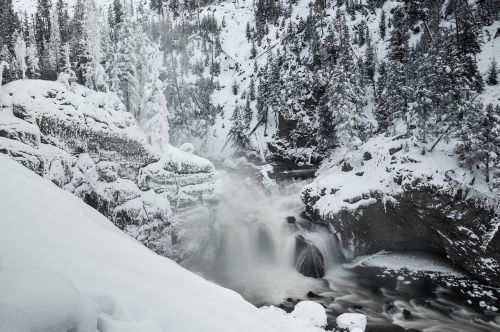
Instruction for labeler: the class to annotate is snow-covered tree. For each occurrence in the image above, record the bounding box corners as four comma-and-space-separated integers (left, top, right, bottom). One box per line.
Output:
26, 25, 39, 78
116, 16, 140, 116
81, 0, 108, 92
0, 60, 9, 86
48, 8, 62, 74
13, 31, 26, 79
140, 40, 169, 152
487, 58, 498, 85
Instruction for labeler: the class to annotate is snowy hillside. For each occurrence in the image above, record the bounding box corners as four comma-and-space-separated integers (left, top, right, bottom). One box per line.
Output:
0, 154, 332, 332
0, 79, 219, 260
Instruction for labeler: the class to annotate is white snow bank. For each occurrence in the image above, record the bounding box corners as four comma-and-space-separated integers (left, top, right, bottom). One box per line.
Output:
336, 313, 367, 332
0, 155, 325, 332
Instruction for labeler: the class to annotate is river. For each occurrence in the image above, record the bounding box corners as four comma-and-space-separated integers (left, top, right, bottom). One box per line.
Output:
186, 164, 500, 332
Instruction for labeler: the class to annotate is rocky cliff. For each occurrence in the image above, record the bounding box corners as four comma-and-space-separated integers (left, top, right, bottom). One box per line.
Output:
0, 80, 220, 259
301, 133, 500, 286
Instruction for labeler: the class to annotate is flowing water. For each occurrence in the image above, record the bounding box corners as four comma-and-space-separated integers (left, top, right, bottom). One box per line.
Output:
188, 166, 500, 332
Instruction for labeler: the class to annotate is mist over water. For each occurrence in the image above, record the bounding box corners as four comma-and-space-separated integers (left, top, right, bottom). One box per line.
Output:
188, 168, 500, 331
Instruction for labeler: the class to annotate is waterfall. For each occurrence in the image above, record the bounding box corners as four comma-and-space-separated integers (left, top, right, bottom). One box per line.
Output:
194, 170, 345, 305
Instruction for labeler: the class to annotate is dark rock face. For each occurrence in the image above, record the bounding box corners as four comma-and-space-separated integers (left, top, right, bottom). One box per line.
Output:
303, 186, 500, 286
294, 235, 326, 278
0, 81, 219, 259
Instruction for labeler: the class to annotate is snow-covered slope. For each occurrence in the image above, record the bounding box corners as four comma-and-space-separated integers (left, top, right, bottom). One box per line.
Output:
0, 154, 331, 332
0, 79, 219, 260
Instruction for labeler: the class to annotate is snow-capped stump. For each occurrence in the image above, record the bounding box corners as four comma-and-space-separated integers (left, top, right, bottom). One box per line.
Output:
291, 301, 327, 328
0, 80, 219, 259
0, 268, 98, 332
336, 313, 367, 332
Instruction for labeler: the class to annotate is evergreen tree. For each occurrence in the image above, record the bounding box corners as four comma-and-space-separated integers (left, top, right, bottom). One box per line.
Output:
114, 0, 124, 25
140, 40, 169, 152
13, 31, 26, 79
116, 16, 140, 117
81, 0, 108, 91
0, 0, 19, 51
249, 77, 256, 101
487, 58, 498, 85
56, 0, 69, 44
48, 7, 62, 75
379, 9, 386, 39
457, 103, 500, 184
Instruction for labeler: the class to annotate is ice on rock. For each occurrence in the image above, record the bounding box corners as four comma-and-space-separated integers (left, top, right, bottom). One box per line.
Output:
291, 301, 327, 328
336, 313, 367, 332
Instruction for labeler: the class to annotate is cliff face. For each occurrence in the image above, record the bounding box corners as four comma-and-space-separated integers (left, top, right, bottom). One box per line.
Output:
301, 134, 500, 286
0, 80, 220, 259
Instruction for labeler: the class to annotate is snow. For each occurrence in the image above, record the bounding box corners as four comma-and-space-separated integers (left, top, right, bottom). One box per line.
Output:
291, 301, 327, 328
261, 304, 328, 332
0, 154, 330, 332
336, 313, 367, 332
347, 251, 466, 277
303, 132, 498, 219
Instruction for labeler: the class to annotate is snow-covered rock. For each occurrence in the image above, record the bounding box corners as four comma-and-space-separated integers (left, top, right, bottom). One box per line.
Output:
0, 154, 329, 332
291, 301, 327, 328
0, 80, 219, 259
336, 313, 367, 332
302, 134, 500, 286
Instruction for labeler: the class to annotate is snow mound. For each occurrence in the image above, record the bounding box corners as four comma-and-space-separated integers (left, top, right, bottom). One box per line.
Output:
292, 301, 328, 328
336, 313, 367, 332
0, 154, 329, 332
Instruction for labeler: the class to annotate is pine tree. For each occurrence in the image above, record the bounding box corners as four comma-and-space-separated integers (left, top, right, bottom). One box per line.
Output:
13, 32, 26, 79
35, 0, 52, 79
116, 16, 140, 117
48, 8, 62, 75
26, 24, 39, 78
379, 9, 386, 40
487, 58, 498, 85
320, 46, 365, 149
246, 21, 251, 40
114, 0, 124, 25
56, 0, 70, 44
140, 40, 169, 152
249, 77, 256, 101
81, 0, 108, 91
0, 0, 19, 51
457, 103, 500, 184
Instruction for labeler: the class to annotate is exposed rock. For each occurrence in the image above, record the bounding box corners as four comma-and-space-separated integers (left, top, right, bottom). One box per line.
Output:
0, 80, 220, 260
341, 162, 353, 172
295, 235, 325, 278
301, 135, 500, 286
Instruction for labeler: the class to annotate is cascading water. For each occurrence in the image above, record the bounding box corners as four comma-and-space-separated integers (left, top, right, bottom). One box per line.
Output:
193, 168, 343, 305
187, 166, 500, 331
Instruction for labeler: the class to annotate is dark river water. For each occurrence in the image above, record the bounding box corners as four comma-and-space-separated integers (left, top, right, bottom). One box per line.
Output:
187, 164, 500, 332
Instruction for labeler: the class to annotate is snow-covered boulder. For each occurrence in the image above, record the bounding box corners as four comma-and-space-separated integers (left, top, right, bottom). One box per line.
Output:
0, 80, 219, 259
336, 313, 367, 332
302, 134, 500, 286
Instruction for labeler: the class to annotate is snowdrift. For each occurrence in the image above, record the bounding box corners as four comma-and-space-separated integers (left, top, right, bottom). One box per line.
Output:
0, 155, 330, 332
